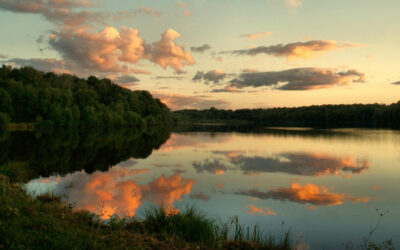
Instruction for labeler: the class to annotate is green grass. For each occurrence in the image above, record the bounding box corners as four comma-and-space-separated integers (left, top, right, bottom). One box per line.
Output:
122, 206, 292, 249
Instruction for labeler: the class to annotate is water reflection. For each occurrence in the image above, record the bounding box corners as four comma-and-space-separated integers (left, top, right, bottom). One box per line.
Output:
0, 128, 171, 180
5, 127, 400, 248
29, 169, 194, 219
236, 183, 370, 206
208, 151, 369, 176
248, 204, 276, 216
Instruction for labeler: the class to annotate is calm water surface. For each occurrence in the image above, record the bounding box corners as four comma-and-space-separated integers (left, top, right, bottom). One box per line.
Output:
26, 128, 400, 249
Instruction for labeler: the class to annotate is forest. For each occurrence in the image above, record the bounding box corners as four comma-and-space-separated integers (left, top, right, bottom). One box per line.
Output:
174, 102, 400, 128
0, 65, 172, 130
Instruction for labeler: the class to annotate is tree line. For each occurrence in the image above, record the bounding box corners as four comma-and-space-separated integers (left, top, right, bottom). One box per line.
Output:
0, 65, 172, 130
173, 102, 400, 128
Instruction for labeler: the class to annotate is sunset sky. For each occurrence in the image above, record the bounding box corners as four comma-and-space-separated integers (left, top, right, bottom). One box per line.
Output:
1, 0, 399, 110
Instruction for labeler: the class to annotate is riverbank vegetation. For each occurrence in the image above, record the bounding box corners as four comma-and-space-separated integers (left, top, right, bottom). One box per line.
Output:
173, 103, 400, 128
0, 175, 293, 249
0, 65, 172, 130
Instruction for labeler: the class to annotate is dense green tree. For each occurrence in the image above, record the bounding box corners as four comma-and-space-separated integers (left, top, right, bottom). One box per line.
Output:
174, 102, 400, 128
0, 65, 173, 129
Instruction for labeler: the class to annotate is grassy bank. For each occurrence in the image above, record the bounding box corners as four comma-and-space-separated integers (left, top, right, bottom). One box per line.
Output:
0, 175, 292, 250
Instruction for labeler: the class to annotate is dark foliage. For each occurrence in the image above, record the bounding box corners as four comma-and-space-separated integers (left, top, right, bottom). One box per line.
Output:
0, 65, 172, 129
0, 128, 171, 182
174, 103, 400, 128
0, 112, 9, 129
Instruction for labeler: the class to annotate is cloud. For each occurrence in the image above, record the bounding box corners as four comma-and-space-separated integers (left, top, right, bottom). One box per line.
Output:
0, 54, 8, 59
391, 81, 400, 85
210, 86, 244, 93
228, 40, 361, 60
229, 67, 365, 90
153, 76, 185, 80
48, 26, 144, 74
193, 159, 228, 175
1, 1, 194, 75
47, 26, 194, 75
284, 0, 303, 7
237, 183, 369, 206
190, 192, 211, 201
29, 168, 194, 219
240, 32, 272, 41
175, 2, 187, 8
0, 0, 105, 27
143, 29, 195, 72
242, 68, 259, 73
224, 152, 369, 176
190, 44, 212, 53
113, 7, 162, 21
248, 204, 276, 216
136, 6, 162, 17
114, 75, 140, 87
193, 70, 226, 84
0, 0, 93, 13
153, 92, 229, 110
183, 9, 191, 17
3, 57, 73, 74
174, 2, 191, 18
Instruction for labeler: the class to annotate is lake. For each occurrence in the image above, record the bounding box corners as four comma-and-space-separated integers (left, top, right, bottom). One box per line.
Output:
13, 127, 400, 249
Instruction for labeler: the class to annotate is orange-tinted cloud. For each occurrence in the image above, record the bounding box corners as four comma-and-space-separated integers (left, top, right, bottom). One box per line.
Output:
33, 168, 195, 219
229, 40, 361, 60
240, 32, 272, 41
229, 67, 365, 90
142, 173, 195, 211
143, 29, 195, 72
284, 0, 303, 8
237, 183, 369, 206
47, 26, 194, 75
248, 204, 276, 216
49, 26, 144, 73
175, 2, 187, 8
183, 9, 191, 17
372, 185, 381, 191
